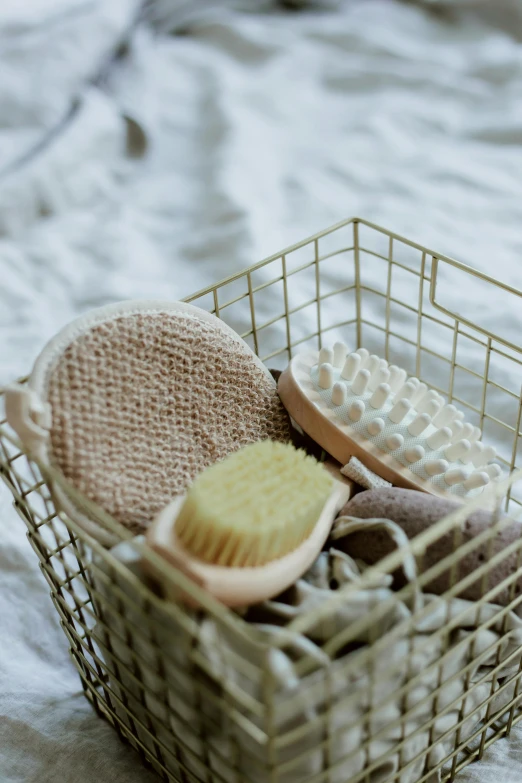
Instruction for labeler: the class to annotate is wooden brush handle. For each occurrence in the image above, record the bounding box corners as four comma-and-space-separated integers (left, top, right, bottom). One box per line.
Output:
144, 483, 352, 608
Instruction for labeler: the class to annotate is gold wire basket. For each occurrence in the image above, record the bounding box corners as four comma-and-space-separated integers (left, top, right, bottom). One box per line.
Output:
2, 216, 522, 783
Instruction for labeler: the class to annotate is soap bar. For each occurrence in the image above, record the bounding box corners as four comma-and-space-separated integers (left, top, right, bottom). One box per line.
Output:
336, 488, 521, 608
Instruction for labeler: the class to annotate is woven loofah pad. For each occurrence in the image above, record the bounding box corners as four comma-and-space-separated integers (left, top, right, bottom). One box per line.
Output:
45, 309, 292, 534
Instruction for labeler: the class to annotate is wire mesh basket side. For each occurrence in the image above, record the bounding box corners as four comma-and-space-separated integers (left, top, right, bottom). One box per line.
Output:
2, 216, 522, 783
259, 469, 522, 783
183, 217, 522, 506
0, 419, 275, 782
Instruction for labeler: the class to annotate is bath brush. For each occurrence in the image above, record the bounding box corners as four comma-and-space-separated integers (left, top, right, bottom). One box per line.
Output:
278, 345, 504, 500
145, 440, 352, 607
4, 300, 292, 545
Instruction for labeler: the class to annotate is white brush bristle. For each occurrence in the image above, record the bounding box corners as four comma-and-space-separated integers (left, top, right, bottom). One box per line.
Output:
388, 366, 407, 391
484, 464, 503, 481
450, 420, 464, 443
425, 459, 448, 476
333, 341, 348, 368
427, 427, 452, 451
389, 398, 412, 424
369, 366, 390, 392
368, 417, 385, 436
306, 345, 501, 497
387, 433, 404, 450
356, 348, 370, 365
470, 441, 485, 467
408, 412, 431, 437
481, 445, 496, 464
352, 368, 371, 395
444, 439, 471, 463
412, 382, 428, 405
433, 404, 458, 428
470, 426, 482, 442
396, 381, 417, 402
460, 422, 474, 441
341, 353, 361, 381
319, 347, 334, 366
445, 468, 468, 486
405, 445, 425, 463
366, 355, 380, 377
348, 399, 365, 422
463, 471, 489, 491
416, 390, 439, 414
370, 382, 391, 409
319, 363, 333, 389
425, 399, 443, 419
331, 382, 347, 406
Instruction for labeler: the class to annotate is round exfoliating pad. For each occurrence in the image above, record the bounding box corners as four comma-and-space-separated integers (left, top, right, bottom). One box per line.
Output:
10, 300, 292, 543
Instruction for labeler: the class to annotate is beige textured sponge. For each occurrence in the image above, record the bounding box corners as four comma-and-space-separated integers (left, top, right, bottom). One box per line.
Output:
29, 301, 292, 535
336, 488, 521, 608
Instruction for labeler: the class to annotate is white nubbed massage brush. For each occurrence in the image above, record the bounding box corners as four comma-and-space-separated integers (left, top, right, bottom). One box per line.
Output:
278, 345, 504, 499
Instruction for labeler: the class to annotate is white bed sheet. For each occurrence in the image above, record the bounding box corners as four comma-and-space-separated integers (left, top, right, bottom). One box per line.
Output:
2, 1, 522, 781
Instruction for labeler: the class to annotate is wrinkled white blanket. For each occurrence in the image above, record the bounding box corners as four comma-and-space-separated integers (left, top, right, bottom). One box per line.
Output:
2, 1, 522, 781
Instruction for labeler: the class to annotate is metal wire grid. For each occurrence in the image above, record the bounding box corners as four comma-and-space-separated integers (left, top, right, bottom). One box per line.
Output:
185, 217, 522, 504
1, 217, 522, 783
